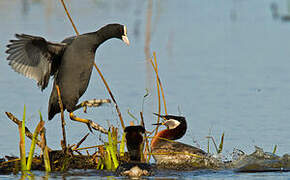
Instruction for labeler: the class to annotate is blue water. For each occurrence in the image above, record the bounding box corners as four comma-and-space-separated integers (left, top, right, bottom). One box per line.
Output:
1, 0, 290, 179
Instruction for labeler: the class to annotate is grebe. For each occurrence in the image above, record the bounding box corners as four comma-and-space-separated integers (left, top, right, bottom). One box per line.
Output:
6, 24, 129, 132
124, 125, 145, 161
151, 114, 222, 170
116, 125, 153, 177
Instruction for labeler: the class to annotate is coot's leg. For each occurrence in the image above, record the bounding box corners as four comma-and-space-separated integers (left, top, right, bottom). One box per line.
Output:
68, 98, 110, 134
69, 112, 108, 134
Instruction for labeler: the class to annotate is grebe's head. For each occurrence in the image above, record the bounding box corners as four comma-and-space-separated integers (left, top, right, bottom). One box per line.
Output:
152, 113, 186, 130
152, 113, 187, 141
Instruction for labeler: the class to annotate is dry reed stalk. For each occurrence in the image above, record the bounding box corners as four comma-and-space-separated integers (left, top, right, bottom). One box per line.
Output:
140, 112, 145, 127
153, 52, 167, 115
41, 129, 51, 172
73, 144, 104, 151
60, 0, 79, 35
139, 112, 150, 162
93, 63, 125, 129
60, 0, 125, 130
153, 54, 161, 137
149, 54, 168, 120
55, 84, 67, 150
72, 133, 90, 150
39, 112, 51, 172
98, 146, 105, 169
143, 136, 151, 163
5, 112, 51, 151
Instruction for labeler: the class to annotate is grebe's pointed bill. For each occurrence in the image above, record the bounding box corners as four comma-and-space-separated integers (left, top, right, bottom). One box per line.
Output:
122, 25, 130, 46
152, 122, 164, 126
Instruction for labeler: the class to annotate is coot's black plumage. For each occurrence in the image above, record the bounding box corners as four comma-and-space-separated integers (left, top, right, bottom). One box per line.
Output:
6, 24, 129, 121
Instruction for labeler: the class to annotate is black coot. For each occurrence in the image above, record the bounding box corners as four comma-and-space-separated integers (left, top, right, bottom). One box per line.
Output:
6, 24, 130, 121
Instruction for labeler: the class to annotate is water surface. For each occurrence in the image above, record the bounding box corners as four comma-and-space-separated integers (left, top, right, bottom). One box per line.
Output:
1, 0, 290, 179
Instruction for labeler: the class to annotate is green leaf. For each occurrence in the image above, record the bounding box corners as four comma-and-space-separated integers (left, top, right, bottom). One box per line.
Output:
107, 130, 119, 170
20, 105, 27, 171
119, 132, 126, 157
218, 132, 224, 154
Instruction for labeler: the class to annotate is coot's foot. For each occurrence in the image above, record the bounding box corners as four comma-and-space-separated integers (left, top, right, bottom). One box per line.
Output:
69, 112, 108, 134
73, 99, 111, 113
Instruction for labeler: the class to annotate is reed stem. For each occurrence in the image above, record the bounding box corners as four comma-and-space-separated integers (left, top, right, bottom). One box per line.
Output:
153, 52, 167, 115
149, 53, 168, 125
39, 112, 51, 172
72, 133, 90, 150
55, 84, 67, 150
153, 53, 161, 137
93, 64, 125, 129
60, 0, 79, 35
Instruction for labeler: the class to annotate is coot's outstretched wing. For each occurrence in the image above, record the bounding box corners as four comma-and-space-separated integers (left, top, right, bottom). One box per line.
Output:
6, 34, 66, 90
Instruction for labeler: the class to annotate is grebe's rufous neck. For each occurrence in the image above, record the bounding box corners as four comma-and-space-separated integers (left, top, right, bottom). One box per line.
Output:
151, 114, 212, 170
124, 125, 145, 162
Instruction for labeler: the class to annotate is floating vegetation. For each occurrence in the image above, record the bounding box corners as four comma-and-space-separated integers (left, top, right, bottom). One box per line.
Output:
230, 146, 290, 172
0, 110, 126, 174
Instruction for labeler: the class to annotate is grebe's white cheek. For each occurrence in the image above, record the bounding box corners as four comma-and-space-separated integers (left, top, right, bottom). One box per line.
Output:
166, 119, 181, 129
